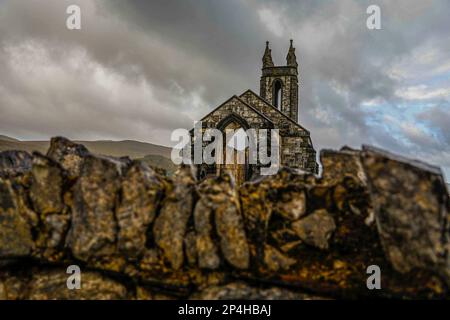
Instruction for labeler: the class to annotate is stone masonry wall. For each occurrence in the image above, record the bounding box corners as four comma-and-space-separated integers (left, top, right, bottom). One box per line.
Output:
260, 66, 299, 122
197, 95, 274, 177
240, 90, 317, 173
0, 138, 449, 299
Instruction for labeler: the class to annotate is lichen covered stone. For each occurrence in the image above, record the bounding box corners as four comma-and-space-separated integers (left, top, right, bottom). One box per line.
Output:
46, 136, 90, 179
153, 165, 195, 270
66, 155, 124, 262
0, 179, 33, 258
291, 209, 336, 250
117, 161, 164, 258
362, 145, 450, 284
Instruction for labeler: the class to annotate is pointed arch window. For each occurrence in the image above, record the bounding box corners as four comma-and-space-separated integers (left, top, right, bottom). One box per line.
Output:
273, 80, 282, 109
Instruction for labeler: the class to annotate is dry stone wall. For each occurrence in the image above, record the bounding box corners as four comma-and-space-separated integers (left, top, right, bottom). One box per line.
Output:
0, 137, 449, 299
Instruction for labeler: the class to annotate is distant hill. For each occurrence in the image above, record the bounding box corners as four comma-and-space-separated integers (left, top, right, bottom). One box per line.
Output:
0, 134, 175, 173
0, 135, 19, 142
140, 154, 177, 176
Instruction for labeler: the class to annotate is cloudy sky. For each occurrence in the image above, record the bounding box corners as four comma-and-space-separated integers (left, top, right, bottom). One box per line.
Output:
0, 0, 449, 179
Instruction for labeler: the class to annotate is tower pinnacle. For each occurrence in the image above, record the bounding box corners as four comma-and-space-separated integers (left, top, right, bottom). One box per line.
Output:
286, 39, 298, 68
262, 41, 274, 68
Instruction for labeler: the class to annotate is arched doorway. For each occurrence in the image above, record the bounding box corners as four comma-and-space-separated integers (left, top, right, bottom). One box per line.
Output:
216, 114, 250, 186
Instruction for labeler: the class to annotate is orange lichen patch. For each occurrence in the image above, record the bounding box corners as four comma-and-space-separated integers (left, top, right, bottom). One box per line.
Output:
269, 249, 382, 297
333, 260, 347, 270
90, 256, 129, 274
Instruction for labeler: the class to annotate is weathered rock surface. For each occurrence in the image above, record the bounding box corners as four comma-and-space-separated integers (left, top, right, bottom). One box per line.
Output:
0, 267, 129, 300
153, 166, 195, 270
46, 137, 89, 179
193, 174, 250, 270
191, 282, 324, 300
0, 150, 33, 178
0, 138, 448, 300
30, 153, 64, 215
117, 161, 164, 259
66, 155, 124, 262
361, 145, 450, 284
208, 175, 249, 270
263, 244, 296, 272
193, 198, 220, 269
291, 209, 336, 250
0, 179, 33, 258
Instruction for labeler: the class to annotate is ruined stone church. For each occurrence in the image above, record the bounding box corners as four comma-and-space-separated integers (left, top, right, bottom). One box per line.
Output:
195, 40, 318, 185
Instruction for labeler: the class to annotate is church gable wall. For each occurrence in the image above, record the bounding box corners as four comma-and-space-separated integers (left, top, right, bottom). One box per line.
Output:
200, 95, 317, 173
195, 96, 275, 180
201, 96, 272, 131
240, 91, 308, 137
238, 92, 317, 172
281, 136, 317, 172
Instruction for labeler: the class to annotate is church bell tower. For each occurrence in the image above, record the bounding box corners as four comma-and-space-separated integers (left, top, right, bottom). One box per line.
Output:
260, 40, 299, 122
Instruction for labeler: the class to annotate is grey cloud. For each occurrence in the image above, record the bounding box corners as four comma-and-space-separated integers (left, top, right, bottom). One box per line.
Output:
417, 104, 450, 147
0, 0, 449, 177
